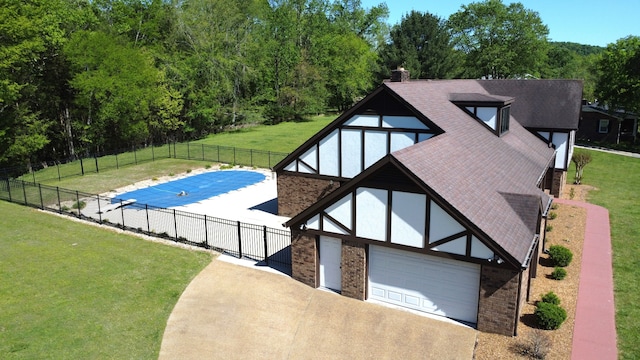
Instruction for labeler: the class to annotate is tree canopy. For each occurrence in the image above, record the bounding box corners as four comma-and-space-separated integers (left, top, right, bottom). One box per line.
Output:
594, 36, 640, 113
448, 0, 549, 79
0, 0, 631, 168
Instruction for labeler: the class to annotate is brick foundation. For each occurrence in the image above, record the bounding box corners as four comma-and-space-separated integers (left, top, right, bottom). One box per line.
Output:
291, 231, 318, 288
551, 169, 567, 198
477, 266, 522, 336
341, 240, 367, 300
277, 172, 341, 217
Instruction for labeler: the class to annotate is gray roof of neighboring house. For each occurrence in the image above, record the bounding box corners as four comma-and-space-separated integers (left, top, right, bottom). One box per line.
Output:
478, 79, 583, 130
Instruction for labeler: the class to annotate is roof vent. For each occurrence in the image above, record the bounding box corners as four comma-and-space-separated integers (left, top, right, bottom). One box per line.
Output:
391, 67, 410, 82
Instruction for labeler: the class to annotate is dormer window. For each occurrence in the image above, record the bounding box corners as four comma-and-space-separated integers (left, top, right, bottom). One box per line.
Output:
450, 93, 514, 137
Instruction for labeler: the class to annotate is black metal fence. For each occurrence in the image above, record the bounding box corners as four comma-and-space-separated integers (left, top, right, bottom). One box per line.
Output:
0, 178, 292, 268
1, 142, 289, 183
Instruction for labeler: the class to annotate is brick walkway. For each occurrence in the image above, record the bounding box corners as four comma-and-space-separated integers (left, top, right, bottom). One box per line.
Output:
554, 199, 617, 360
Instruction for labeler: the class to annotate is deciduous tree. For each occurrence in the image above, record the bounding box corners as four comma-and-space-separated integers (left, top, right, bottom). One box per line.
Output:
595, 36, 640, 113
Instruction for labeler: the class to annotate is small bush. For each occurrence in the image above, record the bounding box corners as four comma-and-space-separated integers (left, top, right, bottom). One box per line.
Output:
72, 200, 86, 210
548, 245, 573, 267
535, 302, 567, 330
541, 291, 560, 305
569, 187, 575, 200
205, 164, 212, 169
169, 172, 175, 176
514, 329, 551, 359
551, 267, 567, 280
548, 212, 557, 220
545, 225, 553, 232
551, 203, 559, 210
186, 169, 192, 173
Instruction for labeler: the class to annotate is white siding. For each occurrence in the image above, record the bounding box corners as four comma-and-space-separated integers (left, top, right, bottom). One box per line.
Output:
429, 201, 465, 243
390, 191, 426, 248
364, 130, 388, 168
319, 129, 339, 176
552, 132, 569, 169
325, 194, 352, 231
307, 214, 320, 230
390, 132, 415, 152
323, 217, 348, 235
355, 188, 387, 241
344, 114, 379, 127
284, 161, 296, 172
299, 146, 317, 171
432, 236, 467, 256
382, 116, 429, 129
471, 236, 494, 260
341, 129, 362, 178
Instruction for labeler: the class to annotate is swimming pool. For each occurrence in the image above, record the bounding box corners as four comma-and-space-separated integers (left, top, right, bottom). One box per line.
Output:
112, 170, 266, 208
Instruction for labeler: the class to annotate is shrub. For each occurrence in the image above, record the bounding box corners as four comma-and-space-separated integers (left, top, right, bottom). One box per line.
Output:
514, 329, 551, 359
551, 267, 567, 280
535, 302, 567, 330
545, 225, 553, 232
548, 211, 557, 220
186, 169, 192, 173
205, 164, 212, 169
541, 291, 560, 305
569, 187, 575, 200
548, 245, 573, 267
72, 200, 86, 210
551, 203, 559, 210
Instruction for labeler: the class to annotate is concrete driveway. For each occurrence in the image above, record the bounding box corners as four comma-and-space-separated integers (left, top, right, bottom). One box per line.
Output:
159, 259, 477, 360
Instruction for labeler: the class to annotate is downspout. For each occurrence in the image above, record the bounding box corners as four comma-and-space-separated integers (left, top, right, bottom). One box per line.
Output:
514, 271, 523, 337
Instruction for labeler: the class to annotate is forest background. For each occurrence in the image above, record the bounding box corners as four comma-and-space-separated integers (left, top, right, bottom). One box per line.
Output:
1, 0, 636, 169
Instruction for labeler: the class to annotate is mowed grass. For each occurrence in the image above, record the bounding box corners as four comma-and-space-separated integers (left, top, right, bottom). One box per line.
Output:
40, 158, 212, 194
0, 201, 212, 359
193, 115, 336, 153
568, 149, 640, 359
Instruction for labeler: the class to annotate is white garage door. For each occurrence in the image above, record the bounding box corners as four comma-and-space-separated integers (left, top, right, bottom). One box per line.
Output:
368, 245, 480, 324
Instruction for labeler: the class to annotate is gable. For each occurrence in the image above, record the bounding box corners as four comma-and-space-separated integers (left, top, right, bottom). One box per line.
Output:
288, 160, 512, 267
274, 87, 443, 178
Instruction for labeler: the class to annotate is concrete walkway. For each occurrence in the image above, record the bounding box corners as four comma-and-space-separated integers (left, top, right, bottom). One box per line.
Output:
555, 199, 618, 360
159, 259, 477, 360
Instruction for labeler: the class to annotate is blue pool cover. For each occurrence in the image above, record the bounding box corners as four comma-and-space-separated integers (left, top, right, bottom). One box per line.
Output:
112, 170, 266, 208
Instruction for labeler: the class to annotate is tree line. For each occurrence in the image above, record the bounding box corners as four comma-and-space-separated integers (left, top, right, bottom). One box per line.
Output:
1, 0, 636, 169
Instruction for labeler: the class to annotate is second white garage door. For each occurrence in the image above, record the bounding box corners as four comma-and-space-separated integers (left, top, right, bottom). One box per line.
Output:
368, 245, 481, 324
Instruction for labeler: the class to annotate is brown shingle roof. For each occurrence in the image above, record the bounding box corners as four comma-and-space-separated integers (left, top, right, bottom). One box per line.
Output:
385, 80, 554, 265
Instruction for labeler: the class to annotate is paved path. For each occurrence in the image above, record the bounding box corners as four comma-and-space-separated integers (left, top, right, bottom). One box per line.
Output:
575, 144, 640, 158
159, 259, 477, 360
555, 199, 617, 360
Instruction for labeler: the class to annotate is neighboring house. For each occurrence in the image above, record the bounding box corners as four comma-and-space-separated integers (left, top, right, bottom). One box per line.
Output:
579, 103, 638, 144
274, 73, 582, 336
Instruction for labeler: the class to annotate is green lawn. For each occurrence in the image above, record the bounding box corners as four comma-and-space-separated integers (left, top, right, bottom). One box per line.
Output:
0, 201, 212, 359
193, 115, 336, 153
568, 149, 640, 359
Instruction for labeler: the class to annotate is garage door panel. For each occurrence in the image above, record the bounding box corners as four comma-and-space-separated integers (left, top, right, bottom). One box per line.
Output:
368, 246, 480, 323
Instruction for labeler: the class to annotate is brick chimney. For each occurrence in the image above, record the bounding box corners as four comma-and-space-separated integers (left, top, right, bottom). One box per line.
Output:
391, 67, 410, 82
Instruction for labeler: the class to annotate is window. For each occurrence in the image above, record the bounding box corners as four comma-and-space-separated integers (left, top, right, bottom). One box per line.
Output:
500, 106, 510, 135
598, 119, 610, 134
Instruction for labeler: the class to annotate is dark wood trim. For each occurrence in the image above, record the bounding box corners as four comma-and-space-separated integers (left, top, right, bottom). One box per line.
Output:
322, 212, 352, 235
297, 158, 317, 174
385, 189, 393, 243
465, 234, 473, 257
426, 231, 469, 249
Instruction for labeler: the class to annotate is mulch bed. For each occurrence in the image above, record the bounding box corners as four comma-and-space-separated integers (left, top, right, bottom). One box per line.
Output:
475, 185, 590, 359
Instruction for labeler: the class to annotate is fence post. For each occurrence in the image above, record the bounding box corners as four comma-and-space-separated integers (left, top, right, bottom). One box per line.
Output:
7, 179, 12, 202
95, 155, 99, 173
173, 142, 176, 159
250, 149, 253, 167
187, 142, 190, 160
233, 147, 236, 165
96, 195, 102, 223
120, 199, 125, 229
268, 151, 271, 168
115, 153, 119, 169
38, 183, 44, 209
204, 214, 209, 248
80, 157, 85, 176
134, 146, 138, 165
145, 204, 150, 234
32, 170, 36, 184
75, 190, 81, 217
237, 221, 242, 259
56, 187, 61, 213
168, 141, 171, 158
263, 226, 269, 265
57, 162, 61, 181
217, 146, 220, 162
22, 181, 28, 205
202, 144, 205, 161
152, 145, 155, 162
173, 209, 178, 241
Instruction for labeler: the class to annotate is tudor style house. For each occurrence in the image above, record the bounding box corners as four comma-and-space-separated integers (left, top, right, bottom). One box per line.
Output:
579, 102, 638, 144
274, 72, 582, 336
